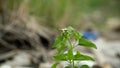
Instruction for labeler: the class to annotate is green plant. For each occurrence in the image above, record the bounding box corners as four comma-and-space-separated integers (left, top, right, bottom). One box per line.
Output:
52, 26, 97, 68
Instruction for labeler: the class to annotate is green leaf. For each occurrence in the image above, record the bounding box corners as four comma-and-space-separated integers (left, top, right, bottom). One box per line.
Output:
74, 66, 79, 68
52, 36, 64, 48
61, 26, 74, 38
65, 65, 78, 68
80, 65, 89, 68
53, 54, 67, 60
64, 66, 71, 68
60, 26, 74, 42
51, 62, 59, 68
53, 48, 74, 61
57, 43, 67, 54
67, 48, 73, 60
66, 26, 74, 34
62, 32, 70, 40
78, 38, 97, 49
73, 32, 82, 40
74, 51, 94, 61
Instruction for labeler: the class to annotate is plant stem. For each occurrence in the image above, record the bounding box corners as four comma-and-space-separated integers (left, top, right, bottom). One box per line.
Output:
68, 39, 75, 68
68, 39, 72, 48
72, 60, 74, 68
70, 60, 74, 68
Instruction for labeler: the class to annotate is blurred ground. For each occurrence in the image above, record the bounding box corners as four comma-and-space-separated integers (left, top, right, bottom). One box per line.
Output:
94, 38, 120, 68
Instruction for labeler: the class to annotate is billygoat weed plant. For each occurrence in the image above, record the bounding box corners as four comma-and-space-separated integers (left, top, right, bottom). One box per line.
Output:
52, 26, 97, 68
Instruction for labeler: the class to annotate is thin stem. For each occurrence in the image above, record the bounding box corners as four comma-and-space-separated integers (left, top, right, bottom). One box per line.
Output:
70, 60, 74, 68
68, 39, 75, 68
69, 60, 72, 65
68, 39, 72, 48
72, 60, 75, 68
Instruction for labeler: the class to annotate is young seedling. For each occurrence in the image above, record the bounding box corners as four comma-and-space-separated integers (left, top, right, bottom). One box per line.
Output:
52, 26, 97, 68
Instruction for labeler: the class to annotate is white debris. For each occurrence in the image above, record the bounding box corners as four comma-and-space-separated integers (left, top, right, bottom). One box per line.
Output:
0, 65, 12, 68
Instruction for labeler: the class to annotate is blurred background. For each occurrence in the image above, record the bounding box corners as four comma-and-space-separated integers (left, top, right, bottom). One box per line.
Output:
0, 0, 120, 68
